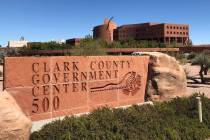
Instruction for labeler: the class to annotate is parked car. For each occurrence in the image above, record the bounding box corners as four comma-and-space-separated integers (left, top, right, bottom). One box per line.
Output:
131, 52, 143, 56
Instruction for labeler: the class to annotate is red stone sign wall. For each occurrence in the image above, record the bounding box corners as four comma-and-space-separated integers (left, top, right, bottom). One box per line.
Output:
4, 56, 149, 121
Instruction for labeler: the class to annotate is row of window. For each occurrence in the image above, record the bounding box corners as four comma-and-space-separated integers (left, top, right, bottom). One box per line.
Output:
166, 26, 188, 30
167, 31, 188, 35
119, 31, 189, 37
118, 30, 189, 36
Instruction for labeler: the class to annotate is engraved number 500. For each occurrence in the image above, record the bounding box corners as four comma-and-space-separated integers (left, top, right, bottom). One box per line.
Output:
32, 96, 60, 113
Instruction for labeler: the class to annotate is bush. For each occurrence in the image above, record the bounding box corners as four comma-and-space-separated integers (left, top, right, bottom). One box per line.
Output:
0, 50, 6, 64
187, 52, 196, 60
105, 39, 167, 48
72, 38, 107, 56
0, 48, 21, 62
28, 41, 72, 50
6, 48, 20, 56
30, 95, 210, 140
192, 52, 210, 83
167, 52, 188, 64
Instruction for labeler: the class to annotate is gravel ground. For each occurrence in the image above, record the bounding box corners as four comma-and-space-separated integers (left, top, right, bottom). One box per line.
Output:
183, 63, 210, 97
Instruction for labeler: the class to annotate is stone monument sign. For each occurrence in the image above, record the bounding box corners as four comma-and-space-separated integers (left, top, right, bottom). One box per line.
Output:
4, 56, 149, 121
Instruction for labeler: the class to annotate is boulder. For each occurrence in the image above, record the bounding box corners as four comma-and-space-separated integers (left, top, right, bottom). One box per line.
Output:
0, 90, 32, 140
142, 52, 189, 101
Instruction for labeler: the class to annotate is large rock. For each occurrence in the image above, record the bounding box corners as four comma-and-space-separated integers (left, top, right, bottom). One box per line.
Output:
0, 90, 32, 140
142, 52, 188, 101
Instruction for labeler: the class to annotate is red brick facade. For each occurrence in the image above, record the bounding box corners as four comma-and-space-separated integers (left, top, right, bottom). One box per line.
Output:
93, 19, 117, 42
94, 20, 189, 45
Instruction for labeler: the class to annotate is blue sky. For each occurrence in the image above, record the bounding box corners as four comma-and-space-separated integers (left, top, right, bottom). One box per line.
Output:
0, 0, 210, 46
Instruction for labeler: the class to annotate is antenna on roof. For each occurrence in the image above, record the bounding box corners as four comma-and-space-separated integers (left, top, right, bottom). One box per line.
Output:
106, 16, 114, 30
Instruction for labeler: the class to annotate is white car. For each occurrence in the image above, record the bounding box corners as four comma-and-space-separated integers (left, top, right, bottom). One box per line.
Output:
131, 52, 143, 56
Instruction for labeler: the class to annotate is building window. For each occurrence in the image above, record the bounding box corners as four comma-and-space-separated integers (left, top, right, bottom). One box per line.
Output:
180, 32, 182, 34
177, 27, 179, 29
183, 27, 185, 30
174, 32, 176, 34
177, 32, 179, 34
167, 26, 169, 29
183, 32, 185, 35
173, 27, 175, 29
180, 27, 182, 29
170, 26, 172, 29
170, 31, 172, 34
167, 31, 169, 34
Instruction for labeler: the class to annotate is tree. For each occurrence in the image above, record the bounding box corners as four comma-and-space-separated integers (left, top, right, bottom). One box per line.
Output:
72, 38, 107, 56
6, 48, 20, 56
192, 51, 210, 84
184, 38, 193, 47
107, 41, 122, 48
27, 41, 72, 50
0, 50, 6, 64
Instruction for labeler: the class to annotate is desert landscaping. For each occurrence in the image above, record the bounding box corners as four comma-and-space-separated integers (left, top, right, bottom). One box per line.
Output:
1, 1, 210, 138
0, 43, 210, 140
1, 51, 210, 140
185, 63, 210, 97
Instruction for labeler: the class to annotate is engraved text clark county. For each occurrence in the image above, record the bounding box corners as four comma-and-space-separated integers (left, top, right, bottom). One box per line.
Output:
31, 60, 141, 114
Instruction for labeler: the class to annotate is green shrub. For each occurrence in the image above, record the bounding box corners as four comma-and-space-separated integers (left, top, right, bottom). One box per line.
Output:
28, 41, 72, 50
6, 48, 20, 56
72, 38, 107, 56
187, 52, 197, 60
0, 50, 6, 64
30, 95, 210, 140
192, 52, 210, 83
0, 48, 21, 58
167, 52, 188, 64
98, 38, 167, 49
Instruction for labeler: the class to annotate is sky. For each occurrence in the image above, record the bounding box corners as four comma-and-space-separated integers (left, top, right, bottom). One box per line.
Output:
0, 0, 210, 46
